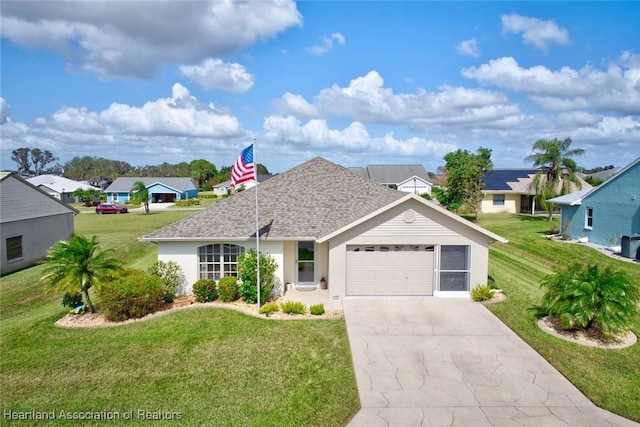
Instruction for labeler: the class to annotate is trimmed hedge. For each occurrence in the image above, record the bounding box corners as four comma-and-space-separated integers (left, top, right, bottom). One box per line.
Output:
99, 270, 164, 321
193, 279, 218, 302
218, 276, 239, 302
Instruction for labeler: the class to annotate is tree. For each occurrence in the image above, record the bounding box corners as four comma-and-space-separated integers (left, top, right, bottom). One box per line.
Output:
190, 159, 217, 189
130, 181, 149, 213
525, 137, 585, 221
72, 188, 102, 206
434, 147, 493, 222
30, 149, 57, 175
11, 148, 31, 175
238, 249, 278, 305
41, 235, 122, 313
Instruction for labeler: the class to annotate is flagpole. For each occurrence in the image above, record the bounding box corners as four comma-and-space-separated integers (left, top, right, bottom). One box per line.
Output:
254, 137, 261, 309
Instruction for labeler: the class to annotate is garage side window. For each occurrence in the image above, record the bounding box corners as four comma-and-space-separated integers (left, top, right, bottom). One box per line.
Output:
6, 236, 23, 261
439, 245, 469, 291
198, 244, 245, 280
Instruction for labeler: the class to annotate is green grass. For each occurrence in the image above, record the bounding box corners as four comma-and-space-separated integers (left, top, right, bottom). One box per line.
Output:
1, 212, 359, 426
479, 214, 640, 422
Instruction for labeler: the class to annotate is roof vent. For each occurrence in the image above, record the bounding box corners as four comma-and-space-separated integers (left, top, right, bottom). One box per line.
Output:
403, 209, 416, 223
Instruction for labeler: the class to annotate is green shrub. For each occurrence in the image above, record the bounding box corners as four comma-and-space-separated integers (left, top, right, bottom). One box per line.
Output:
281, 300, 306, 315
532, 263, 640, 339
309, 303, 325, 315
193, 279, 218, 303
471, 285, 494, 302
218, 276, 239, 302
258, 302, 280, 315
199, 194, 217, 199
99, 270, 164, 322
238, 250, 278, 304
148, 260, 183, 303
174, 199, 201, 207
62, 291, 83, 308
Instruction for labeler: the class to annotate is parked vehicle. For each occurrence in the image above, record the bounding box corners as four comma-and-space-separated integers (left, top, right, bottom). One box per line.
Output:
95, 203, 128, 214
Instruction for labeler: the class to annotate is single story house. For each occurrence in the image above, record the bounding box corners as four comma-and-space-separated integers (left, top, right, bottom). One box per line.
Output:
548, 157, 639, 251
481, 169, 591, 214
0, 172, 78, 274
105, 177, 198, 204
141, 158, 506, 300
213, 175, 275, 197
26, 174, 101, 204
348, 164, 433, 195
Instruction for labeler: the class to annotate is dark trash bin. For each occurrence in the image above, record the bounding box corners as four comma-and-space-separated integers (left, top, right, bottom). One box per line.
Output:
621, 234, 640, 260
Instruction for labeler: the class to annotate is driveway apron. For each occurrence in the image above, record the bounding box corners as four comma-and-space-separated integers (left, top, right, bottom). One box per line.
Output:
343, 298, 637, 427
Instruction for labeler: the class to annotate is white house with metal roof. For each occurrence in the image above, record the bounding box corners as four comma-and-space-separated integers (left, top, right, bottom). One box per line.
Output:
27, 174, 101, 204
141, 158, 506, 300
105, 177, 198, 204
1, 172, 78, 274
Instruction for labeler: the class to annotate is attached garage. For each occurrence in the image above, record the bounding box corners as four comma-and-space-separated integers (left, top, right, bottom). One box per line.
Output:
346, 245, 434, 296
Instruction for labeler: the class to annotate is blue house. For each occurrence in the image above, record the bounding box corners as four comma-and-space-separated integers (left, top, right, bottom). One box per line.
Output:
548, 157, 640, 248
105, 177, 198, 204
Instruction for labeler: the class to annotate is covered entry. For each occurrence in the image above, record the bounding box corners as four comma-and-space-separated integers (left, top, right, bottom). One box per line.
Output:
346, 245, 434, 296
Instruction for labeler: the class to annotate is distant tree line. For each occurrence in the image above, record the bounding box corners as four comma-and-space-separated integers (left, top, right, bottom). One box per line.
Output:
9, 147, 269, 190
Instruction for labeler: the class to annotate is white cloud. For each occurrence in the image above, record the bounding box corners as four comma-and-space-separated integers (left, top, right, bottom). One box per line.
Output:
456, 38, 480, 58
0, 1, 302, 78
462, 54, 640, 114
180, 59, 254, 93
501, 13, 570, 51
272, 93, 320, 119
310, 70, 520, 126
306, 32, 346, 56
262, 115, 456, 158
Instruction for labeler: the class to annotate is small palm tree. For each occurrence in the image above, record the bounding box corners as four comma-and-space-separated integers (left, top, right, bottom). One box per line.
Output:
41, 234, 123, 313
525, 137, 585, 220
130, 180, 149, 213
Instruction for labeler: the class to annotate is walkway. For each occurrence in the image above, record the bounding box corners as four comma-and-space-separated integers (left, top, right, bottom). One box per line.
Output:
343, 298, 637, 426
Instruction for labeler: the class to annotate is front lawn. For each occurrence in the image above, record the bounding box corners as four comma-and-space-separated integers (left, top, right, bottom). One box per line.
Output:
479, 214, 640, 422
0, 211, 359, 426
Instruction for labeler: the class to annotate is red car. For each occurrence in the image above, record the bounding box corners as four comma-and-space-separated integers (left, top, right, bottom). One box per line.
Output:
95, 203, 128, 214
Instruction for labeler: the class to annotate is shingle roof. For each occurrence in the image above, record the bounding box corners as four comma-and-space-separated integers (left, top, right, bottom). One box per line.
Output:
105, 177, 196, 192
365, 165, 431, 184
142, 157, 405, 241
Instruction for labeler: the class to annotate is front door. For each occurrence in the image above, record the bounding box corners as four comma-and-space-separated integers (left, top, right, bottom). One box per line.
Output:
297, 241, 315, 285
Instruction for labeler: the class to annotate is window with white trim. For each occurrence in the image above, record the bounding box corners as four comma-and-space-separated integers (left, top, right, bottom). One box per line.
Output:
585, 207, 593, 229
493, 194, 505, 206
439, 245, 470, 291
198, 244, 245, 280
6, 236, 23, 261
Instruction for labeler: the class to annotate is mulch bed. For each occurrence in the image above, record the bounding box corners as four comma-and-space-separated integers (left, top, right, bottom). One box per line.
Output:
537, 316, 637, 349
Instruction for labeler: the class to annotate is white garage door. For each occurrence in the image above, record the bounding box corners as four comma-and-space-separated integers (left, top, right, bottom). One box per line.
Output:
346, 245, 434, 296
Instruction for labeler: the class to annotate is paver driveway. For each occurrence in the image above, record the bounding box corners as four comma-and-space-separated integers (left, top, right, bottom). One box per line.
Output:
344, 298, 637, 426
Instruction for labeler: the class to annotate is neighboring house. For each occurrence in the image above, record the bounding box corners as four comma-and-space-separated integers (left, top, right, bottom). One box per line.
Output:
578, 167, 623, 183
348, 165, 433, 195
105, 177, 198, 203
141, 158, 506, 300
481, 169, 591, 214
212, 175, 274, 197
0, 172, 78, 274
26, 175, 101, 204
548, 157, 640, 250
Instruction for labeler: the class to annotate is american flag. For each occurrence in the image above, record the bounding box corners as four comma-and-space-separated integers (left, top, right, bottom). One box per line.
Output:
230, 144, 255, 189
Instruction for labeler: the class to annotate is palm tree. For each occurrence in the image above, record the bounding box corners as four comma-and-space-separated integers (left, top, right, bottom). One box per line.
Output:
130, 180, 149, 213
41, 235, 122, 313
525, 137, 585, 220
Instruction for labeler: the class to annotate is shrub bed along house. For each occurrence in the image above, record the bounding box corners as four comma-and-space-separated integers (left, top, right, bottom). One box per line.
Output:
193, 278, 218, 302
218, 276, 239, 302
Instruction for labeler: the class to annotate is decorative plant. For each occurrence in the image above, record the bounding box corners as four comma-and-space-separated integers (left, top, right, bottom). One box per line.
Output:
238, 249, 277, 304
148, 260, 183, 303
218, 276, 239, 302
258, 302, 280, 315
99, 269, 164, 321
281, 300, 306, 315
193, 279, 218, 303
532, 263, 640, 339
309, 303, 325, 315
471, 285, 494, 302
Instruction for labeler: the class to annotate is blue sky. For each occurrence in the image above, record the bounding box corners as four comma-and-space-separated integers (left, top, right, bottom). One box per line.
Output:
1, 1, 639, 174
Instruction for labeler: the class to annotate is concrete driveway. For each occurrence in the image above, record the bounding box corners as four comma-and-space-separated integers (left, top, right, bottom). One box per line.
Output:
343, 298, 637, 426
